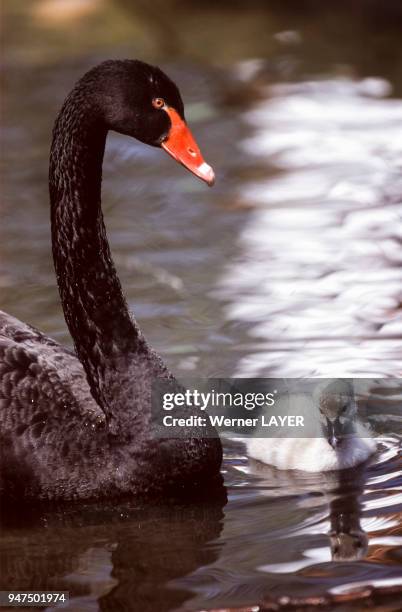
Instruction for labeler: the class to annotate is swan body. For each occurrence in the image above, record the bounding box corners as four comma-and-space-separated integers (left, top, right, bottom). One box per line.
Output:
0, 60, 221, 502
247, 381, 376, 472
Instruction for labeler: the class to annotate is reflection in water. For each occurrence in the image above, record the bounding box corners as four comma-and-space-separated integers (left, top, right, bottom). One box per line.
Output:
179, 437, 401, 611
249, 459, 370, 565
2, 421, 398, 610
0, 501, 225, 612
328, 476, 368, 562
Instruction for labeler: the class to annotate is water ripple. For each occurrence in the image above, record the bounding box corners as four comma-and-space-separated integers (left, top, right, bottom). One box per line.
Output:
217, 77, 402, 378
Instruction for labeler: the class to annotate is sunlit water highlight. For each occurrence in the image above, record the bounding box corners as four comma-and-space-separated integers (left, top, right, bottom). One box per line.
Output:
217, 77, 402, 378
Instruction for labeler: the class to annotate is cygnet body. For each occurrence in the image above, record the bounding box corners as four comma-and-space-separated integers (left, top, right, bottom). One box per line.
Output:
246, 380, 376, 472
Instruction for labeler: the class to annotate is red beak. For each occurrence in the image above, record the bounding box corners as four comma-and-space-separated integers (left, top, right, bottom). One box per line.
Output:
161, 107, 215, 186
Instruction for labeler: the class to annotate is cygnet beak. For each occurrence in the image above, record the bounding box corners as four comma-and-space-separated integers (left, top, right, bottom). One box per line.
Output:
326, 417, 341, 449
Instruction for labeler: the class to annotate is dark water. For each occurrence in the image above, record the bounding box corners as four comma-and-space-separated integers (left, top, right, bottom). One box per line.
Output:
1, 1, 402, 610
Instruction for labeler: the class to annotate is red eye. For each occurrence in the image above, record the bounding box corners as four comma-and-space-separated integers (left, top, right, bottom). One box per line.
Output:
152, 98, 165, 109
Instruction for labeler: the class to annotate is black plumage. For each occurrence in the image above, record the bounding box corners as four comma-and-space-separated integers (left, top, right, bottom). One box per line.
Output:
0, 60, 222, 502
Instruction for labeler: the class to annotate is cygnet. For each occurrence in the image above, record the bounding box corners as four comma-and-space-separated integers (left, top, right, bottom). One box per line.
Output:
247, 380, 376, 471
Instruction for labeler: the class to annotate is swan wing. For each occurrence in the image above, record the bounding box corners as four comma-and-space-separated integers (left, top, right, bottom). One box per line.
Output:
0, 309, 104, 411
0, 311, 107, 498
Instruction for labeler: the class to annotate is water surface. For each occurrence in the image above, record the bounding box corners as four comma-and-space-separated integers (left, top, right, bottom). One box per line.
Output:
1, 2, 402, 610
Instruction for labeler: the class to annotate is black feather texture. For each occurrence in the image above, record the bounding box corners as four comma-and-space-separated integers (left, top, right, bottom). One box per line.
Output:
0, 60, 222, 502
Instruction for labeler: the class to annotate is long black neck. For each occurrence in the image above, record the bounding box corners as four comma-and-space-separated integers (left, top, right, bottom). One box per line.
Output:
49, 85, 162, 419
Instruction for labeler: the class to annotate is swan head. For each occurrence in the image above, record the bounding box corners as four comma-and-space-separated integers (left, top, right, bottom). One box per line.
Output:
80, 60, 215, 185
314, 380, 357, 450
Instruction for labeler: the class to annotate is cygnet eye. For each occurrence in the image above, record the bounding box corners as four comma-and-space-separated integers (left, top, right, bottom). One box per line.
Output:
341, 403, 349, 413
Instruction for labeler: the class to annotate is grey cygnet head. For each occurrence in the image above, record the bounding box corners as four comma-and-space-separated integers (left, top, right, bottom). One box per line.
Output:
314, 380, 358, 450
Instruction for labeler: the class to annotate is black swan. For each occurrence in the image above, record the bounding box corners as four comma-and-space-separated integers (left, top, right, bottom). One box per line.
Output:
0, 60, 222, 502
